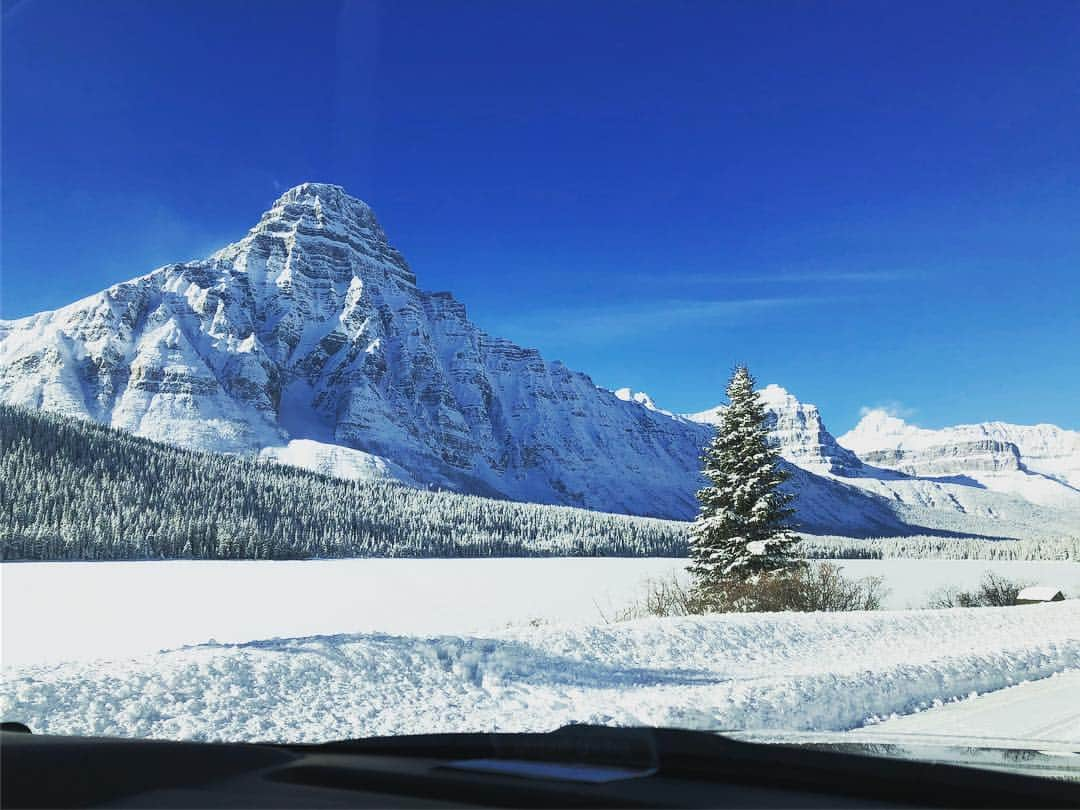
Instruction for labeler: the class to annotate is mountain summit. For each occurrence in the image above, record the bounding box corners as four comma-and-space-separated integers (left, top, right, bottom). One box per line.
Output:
2, 184, 1076, 536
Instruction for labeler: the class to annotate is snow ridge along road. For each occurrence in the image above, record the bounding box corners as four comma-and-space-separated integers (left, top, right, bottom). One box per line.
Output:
857, 669, 1080, 745
3, 601, 1078, 744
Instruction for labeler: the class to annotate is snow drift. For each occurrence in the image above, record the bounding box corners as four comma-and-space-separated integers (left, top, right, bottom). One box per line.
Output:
4, 601, 1078, 743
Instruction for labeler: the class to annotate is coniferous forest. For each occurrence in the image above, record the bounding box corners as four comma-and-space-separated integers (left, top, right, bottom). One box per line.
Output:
0, 405, 691, 561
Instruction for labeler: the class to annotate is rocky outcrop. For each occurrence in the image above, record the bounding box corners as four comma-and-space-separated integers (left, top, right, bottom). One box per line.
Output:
860, 439, 1023, 477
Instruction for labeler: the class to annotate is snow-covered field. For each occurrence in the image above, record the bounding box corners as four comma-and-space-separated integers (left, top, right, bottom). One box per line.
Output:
3, 558, 1078, 667
2, 559, 686, 667
2, 558, 1078, 744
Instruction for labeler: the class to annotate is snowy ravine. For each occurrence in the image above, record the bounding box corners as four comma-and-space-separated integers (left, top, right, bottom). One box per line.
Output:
4, 602, 1079, 743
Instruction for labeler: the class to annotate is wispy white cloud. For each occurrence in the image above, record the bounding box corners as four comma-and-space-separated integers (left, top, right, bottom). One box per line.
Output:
488, 296, 827, 347
638, 269, 916, 286
859, 400, 917, 420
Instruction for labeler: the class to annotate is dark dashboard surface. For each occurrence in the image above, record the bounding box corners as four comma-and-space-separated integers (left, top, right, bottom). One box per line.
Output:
3, 726, 1077, 808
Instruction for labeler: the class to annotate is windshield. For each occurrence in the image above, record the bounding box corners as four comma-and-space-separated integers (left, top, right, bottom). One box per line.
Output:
2, 0, 1078, 769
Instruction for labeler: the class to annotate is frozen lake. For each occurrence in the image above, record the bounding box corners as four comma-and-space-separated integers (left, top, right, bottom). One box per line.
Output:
3, 557, 1078, 667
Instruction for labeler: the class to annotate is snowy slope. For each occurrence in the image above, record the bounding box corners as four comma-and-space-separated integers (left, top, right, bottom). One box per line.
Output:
258, 439, 418, 484
3, 601, 1078, 743
614, 387, 672, 415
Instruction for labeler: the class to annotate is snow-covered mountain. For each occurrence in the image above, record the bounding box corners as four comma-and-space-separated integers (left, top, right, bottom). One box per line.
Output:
685, 387, 1080, 536
614, 387, 670, 415
839, 410, 1080, 509
2, 182, 1076, 537
687, 384, 862, 475
0, 183, 709, 518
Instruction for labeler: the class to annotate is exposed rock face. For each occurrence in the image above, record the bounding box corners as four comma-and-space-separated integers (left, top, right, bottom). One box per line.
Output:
2, 183, 1076, 537
842, 411, 1080, 488
860, 440, 1023, 477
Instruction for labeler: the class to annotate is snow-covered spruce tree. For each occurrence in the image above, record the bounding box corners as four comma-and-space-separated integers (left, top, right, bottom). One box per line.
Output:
688, 365, 799, 599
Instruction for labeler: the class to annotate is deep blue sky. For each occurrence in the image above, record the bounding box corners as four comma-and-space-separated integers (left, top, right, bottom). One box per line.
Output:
3, 0, 1078, 432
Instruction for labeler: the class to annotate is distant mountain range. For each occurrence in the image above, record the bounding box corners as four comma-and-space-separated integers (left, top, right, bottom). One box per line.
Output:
683, 385, 1080, 537
2, 183, 1077, 538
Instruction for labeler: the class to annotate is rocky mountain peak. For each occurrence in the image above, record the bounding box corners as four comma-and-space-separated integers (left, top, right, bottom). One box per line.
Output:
272, 181, 373, 217
683, 385, 862, 475
757, 382, 795, 404
259, 182, 379, 233
212, 182, 413, 285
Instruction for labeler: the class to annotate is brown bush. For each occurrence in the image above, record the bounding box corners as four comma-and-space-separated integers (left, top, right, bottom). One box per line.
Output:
619, 562, 887, 618
713, 563, 887, 613
927, 571, 1028, 608
613, 575, 708, 620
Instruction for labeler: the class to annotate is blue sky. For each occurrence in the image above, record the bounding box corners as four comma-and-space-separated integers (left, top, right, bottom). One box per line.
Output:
3, 0, 1078, 432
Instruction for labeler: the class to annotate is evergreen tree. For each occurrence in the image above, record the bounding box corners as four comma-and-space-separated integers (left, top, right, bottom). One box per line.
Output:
689, 365, 799, 594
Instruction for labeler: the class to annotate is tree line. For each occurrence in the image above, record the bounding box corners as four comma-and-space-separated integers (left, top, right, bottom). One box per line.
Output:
0, 405, 690, 561
798, 533, 1079, 561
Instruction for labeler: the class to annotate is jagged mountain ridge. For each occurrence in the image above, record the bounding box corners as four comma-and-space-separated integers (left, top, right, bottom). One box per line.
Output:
1, 183, 708, 518
2, 183, 1076, 537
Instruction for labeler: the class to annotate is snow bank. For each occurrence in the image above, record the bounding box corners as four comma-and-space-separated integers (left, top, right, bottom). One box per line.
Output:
856, 669, 1080, 743
3, 601, 1078, 744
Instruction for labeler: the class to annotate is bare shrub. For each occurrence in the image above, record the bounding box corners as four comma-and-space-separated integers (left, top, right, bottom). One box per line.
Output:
715, 563, 887, 613
620, 563, 886, 618
927, 586, 977, 608
784, 562, 888, 611
614, 575, 703, 620
926, 571, 1029, 608
977, 572, 1026, 606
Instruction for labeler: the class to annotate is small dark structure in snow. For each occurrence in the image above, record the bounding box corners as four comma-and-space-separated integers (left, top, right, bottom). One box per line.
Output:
1015, 586, 1066, 605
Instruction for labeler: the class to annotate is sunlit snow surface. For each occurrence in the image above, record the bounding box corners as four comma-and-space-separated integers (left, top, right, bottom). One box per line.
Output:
2, 559, 1079, 744
5, 559, 1080, 666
